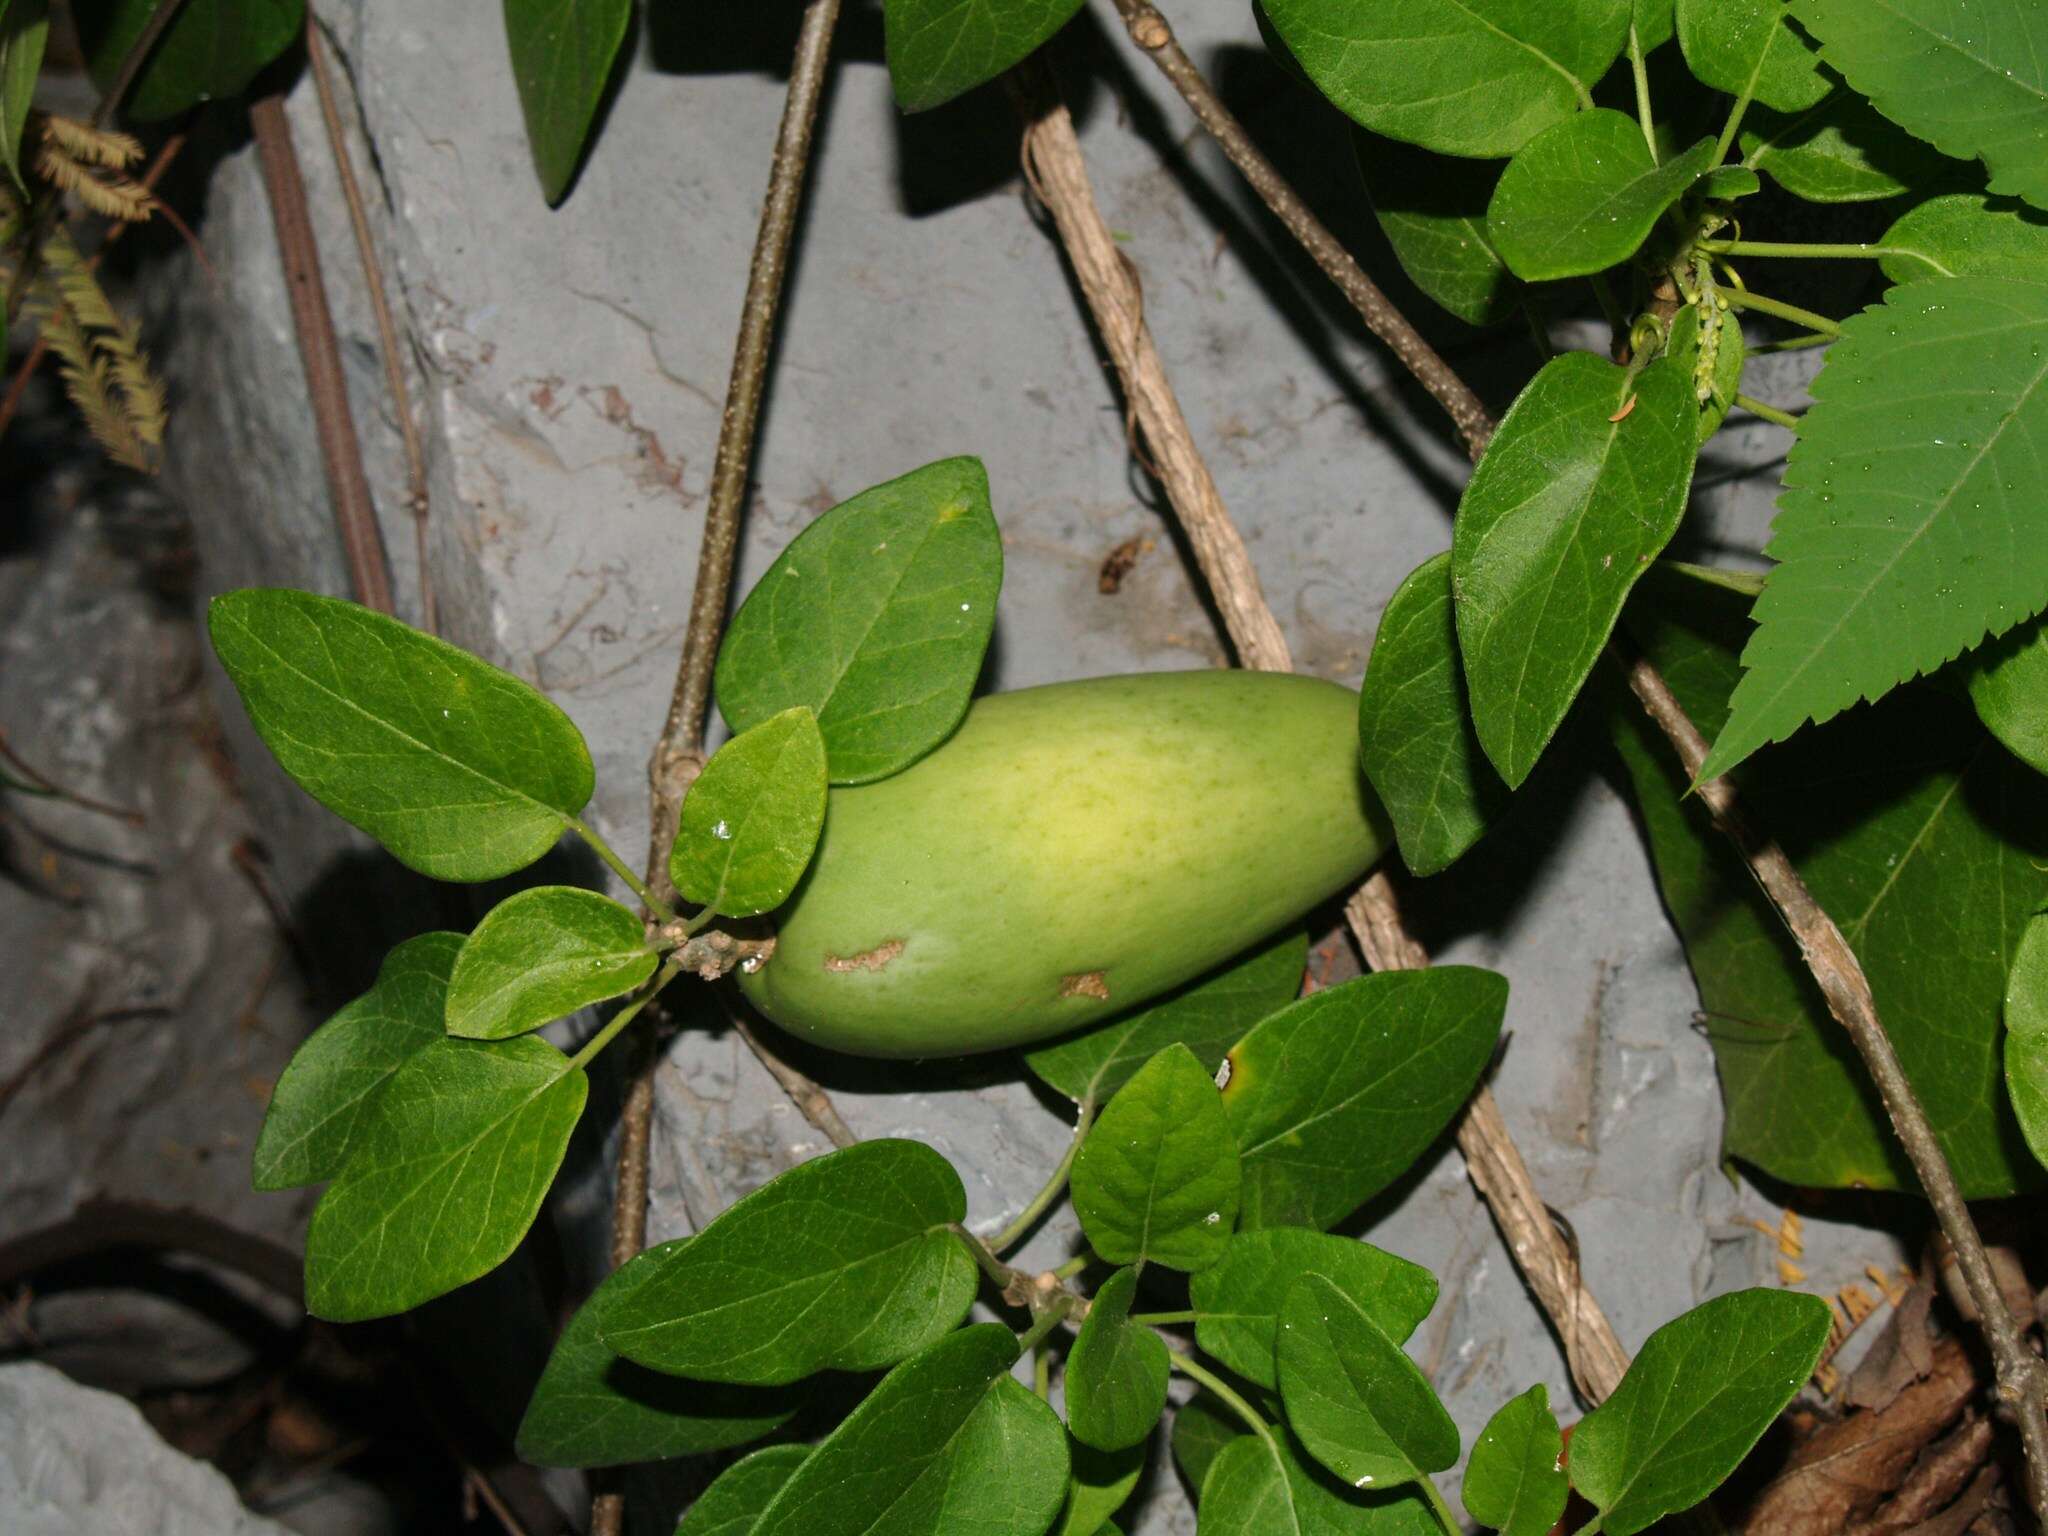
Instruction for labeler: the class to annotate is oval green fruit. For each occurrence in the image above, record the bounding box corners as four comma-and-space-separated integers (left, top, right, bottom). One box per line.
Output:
737, 671, 1390, 1058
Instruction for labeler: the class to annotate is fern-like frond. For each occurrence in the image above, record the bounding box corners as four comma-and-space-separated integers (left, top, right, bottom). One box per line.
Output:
25, 233, 168, 472
26, 283, 152, 471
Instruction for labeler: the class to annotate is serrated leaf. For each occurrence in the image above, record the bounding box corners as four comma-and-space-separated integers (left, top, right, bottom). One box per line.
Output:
2006, 913, 2048, 1170
1191, 1229, 1437, 1392
1259, 0, 1628, 158
1072, 1044, 1240, 1271
882, 0, 1084, 112
1277, 1274, 1458, 1493
1569, 1289, 1831, 1536
516, 1245, 804, 1468
1454, 351, 1698, 787
1881, 193, 2048, 284
253, 931, 461, 1190
0, 0, 48, 190
1354, 131, 1516, 327
1199, 1428, 1440, 1536
208, 589, 594, 882
1057, 1440, 1147, 1536
1223, 968, 1508, 1230
714, 456, 1002, 785
503, 0, 630, 204
1740, 89, 1951, 203
72, 0, 302, 122
1463, 1385, 1568, 1536
1793, 0, 2048, 211
1026, 929, 1306, 1107
1488, 113, 1715, 281
1065, 1268, 1169, 1452
1359, 551, 1510, 876
1676, 0, 1827, 112
1701, 277, 2048, 781
676, 1445, 812, 1536
1665, 300, 1745, 445
750, 1325, 1069, 1536
304, 1035, 587, 1321
672, 706, 827, 916
446, 886, 654, 1040
1174, 1394, 1244, 1501
1968, 612, 2048, 775
600, 1139, 978, 1385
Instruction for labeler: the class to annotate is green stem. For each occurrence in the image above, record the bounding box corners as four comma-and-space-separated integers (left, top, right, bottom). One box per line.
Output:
1717, 286, 1841, 336
1752, 330, 1835, 353
1166, 1347, 1274, 1445
1016, 1296, 1074, 1354
1735, 392, 1802, 430
1570, 1516, 1606, 1536
567, 958, 683, 1072
1419, 1473, 1464, 1536
991, 1101, 1095, 1255
1131, 1310, 1200, 1327
1034, 1338, 1052, 1401
1052, 1253, 1090, 1281
571, 816, 677, 922
1628, 26, 1657, 161
953, 1224, 1018, 1291
1699, 238, 1878, 262
1712, 82, 1756, 168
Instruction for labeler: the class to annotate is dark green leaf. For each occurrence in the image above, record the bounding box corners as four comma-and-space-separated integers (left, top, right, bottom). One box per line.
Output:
676, 1445, 812, 1536
1354, 131, 1516, 327
1454, 351, 1698, 787
1569, 1289, 1831, 1536
601, 1139, 978, 1385
672, 706, 828, 917
1968, 613, 2048, 776
1701, 278, 2048, 780
1793, 0, 2048, 211
1881, 193, 2048, 284
1359, 551, 1510, 876
73, 0, 302, 122
207, 589, 593, 882
1191, 1229, 1437, 1391
882, 0, 1084, 112
1065, 1268, 1170, 1452
516, 1245, 803, 1468
2005, 914, 2048, 1170
714, 457, 1003, 785
1462, 1385, 1567, 1536
503, 0, 630, 204
1072, 1044, 1240, 1271
0, 0, 47, 189
1277, 1274, 1458, 1493
1664, 300, 1745, 446
1200, 1428, 1440, 1536
1699, 165, 1762, 200
1739, 89, 1951, 203
1259, 0, 1628, 157
305, 1036, 587, 1320
1026, 930, 1307, 1107
446, 886, 654, 1040
1676, 0, 1827, 112
1057, 1440, 1147, 1536
1636, 0, 1676, 54
1224, 968, 1508, 1230
253, 931, 461, 1190
1488, 112, 1715, 281
750, 1325, 1069, 1536
1173, 1394, 1244, 1501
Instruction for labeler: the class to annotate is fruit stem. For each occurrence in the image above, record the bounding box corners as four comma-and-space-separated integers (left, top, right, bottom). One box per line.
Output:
991, 1100, 1096, 1256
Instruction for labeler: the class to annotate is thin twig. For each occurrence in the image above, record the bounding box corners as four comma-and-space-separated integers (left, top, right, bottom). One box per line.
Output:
0, 727, 145, 823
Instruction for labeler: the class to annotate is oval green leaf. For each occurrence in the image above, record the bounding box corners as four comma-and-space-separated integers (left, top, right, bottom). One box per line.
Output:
676, 1445, 812, 1536
714, 456, 1003, 785
1065, 1267, 1170, 1453
671, 706, 828, 917
207, 589, 594, 882
446, 886, 654, 1040
2005, 914, 2048, 1171
1676, 0, 1828, 113
1881, 193, 2048, 285
1968, 613, 2048, 777
0, 0, 48, 189
1354, 131, 1517, 328
503, 0, 631, 204
882, 0, 1085, 112
1200, 1428, 1438, 1536
1739, 89, 1950, 203
73, 0, 302, 122
1058, 1440, 1147, 1536
1072, 1043, 1241, 1271
1488, 112, 1715, 281
1174, 1394, 1244, 1503
1463, 1384, 1567, 1536
599, 1138, 978, 1385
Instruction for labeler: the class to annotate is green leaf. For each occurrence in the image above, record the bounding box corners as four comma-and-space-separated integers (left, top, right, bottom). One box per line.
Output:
1793, 0, 2048, 211
1354, 131, 1516, 327
516, 1247, 804, 1468
1881, 193, 2048, 284
676, 1446, 813, 1536
1454, 351, 1698, 787
600, 1139, 978, 1385
1676, 0, 1827, 112
1488, 112, 1715, 281
1072, 1044, 1240, 1271
1200, 1428, 1440, 1536
1026, 929, 1307, 1107
1065, 1268, 1170, 1452
304, 1035, 587, 1321
750, 1325, 1069, 1536
2006, 913, 2048, 1170
1615, 565, 2048, 1195
207, 590, 593, 882
1191, 1229, 1437, 1392
1968, 613, 2048, 776
1057, 1440, 1147, 1536
72, 0, 302, 122
714, 457, 1003, 785
1260, 0, 1628, 157
1359, 551, 1510, 876
0, 0, 48, 190
882, 0, 1084, 113
1665, 300, 1745, 446
1568, 1289, 1831, 1536
1739, 89, 1951, 203
1699, 165, 1762, 200
1700, 277, 2048, 780
1462, 1385, 1568, 1536
1277, 1274, 1458, 1493
503, 0, 630, 204
253, 931, 461, 1190
1224, 968, 1508, 1230
1636, 0, 1676, 54
671, 706, 828, 917
1174, 1394, 1244, 1501
446, 886, 654, 1041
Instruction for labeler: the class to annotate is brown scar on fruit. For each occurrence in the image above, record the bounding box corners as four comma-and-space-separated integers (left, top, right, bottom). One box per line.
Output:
823, 940, 904, 973
1058, 971, 1111, 1001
